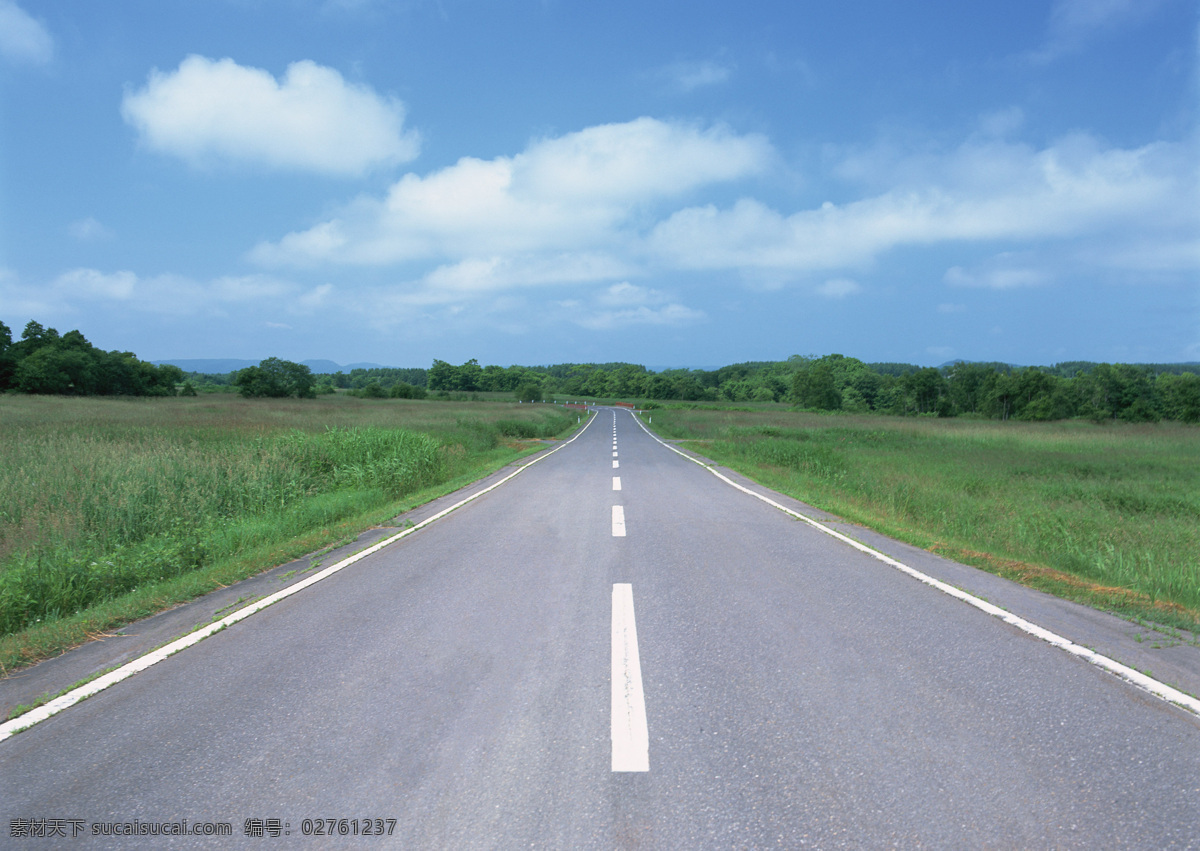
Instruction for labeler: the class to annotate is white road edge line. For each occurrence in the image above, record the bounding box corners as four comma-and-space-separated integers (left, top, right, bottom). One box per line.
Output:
626, 409, 1200, 718
612, 583, 649, 772
612, 505, 627, 537
0, 411, 602, 745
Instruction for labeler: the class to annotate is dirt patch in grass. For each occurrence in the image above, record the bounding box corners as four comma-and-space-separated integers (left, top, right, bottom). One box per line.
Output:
929, 542, 1198, 629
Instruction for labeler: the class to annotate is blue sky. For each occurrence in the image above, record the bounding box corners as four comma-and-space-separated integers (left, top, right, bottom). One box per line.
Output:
1, 1, 1197, 369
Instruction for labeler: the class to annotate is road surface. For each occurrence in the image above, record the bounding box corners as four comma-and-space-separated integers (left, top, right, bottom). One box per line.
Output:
2, 407, 1199, 848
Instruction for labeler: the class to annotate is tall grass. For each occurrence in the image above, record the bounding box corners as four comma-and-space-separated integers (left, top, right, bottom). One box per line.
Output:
0, 395, 575, 639
649, 408, 1200, 626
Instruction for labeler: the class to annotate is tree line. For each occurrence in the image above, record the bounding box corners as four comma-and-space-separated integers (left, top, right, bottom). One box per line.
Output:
5, 318, 1198, 422
784, 355, 1200, 423
320, 355, 1200, 423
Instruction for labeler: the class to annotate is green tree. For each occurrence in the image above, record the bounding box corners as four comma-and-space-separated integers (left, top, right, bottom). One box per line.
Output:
902, 368, 945, 414
19, 320, 57, 350
1074, 364, 1159, 422
791, 361, 841, 410
234, 357, 315, 398
670, 372, 708, 401
481, 364, 507, 391
3, 320, 183, 396
15, 347, 87, 394
457, 358, 483, 392
234, 366, 273, 397
646, 374, 676, 399
1158, 372, 1200, 423
873, 375, 907, 414
982, 371, 1018, 421
944, 362, 996, 415
610, 364, 648, 398
150, 362, 184, 396
427, 359, 455, 391
840, 386, 870, 413
721, 379, 753, 402
0, 320, 15, 390
1010, 368, 1056, 420
515, 382, 541, 403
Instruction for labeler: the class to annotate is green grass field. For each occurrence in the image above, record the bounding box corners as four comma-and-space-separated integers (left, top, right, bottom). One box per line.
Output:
645, 407, 1200, 630
0, 394, 577, 670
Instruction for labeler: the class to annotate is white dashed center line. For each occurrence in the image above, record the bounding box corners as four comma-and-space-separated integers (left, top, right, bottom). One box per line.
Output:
611, 583, 649, 772
613, 460, 619, 468
612, 505, 626, 536
613, 476, 621, 491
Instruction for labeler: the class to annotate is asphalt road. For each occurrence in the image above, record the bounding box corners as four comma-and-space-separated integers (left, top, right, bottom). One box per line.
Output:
2, 407, 1199, 849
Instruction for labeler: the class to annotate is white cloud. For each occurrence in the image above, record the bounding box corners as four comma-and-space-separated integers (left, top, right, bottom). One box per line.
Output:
251, 117, 772, 266
69, 217, 115, 242
1048, 0, 1142, 33
1027, 0, 1159, 64
976, 107, 1024, 139
266, 255, 631, 336
0, 268, 55, 318
0, 1, 52, 66
121, 55, 419, 175
56, 268, 138, 300
648, 135, 1196, 282
575, 302, 705, 331
330, 255, 640, 332
239, 120, 1192, 333
209, 274, 295, 303
574, 283, 704, 330
654, 59, 734, 93
517, 118, 766, 202
944, 261, 1052, 290
596, 281, 659, 307
344, 273, 706, 334
421, 253, 634, 295
1084, 236, 1200, 275
2, 268, 138, 318
0, 268, 313, 321
297, 283, 334, 311
816, 278, 861, 298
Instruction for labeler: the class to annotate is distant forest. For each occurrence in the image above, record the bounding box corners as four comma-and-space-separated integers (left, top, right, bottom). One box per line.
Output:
3, 320, 1198, 423
195, 354, 1200, 424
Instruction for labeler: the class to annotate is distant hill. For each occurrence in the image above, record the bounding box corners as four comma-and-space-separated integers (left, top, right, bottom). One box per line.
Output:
156, 358, 389, 375
301, 360, 390, 374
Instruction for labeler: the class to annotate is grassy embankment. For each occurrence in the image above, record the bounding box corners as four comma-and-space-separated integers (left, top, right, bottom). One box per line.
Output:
645, 407, 1200, 631
0, 394, 578, 672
